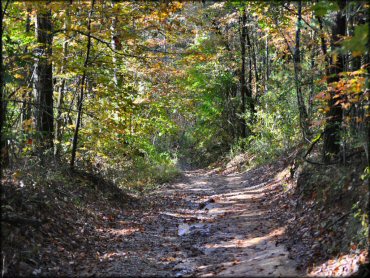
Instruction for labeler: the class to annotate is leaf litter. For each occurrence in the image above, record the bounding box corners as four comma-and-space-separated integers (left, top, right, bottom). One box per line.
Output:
1, 156, 368, 277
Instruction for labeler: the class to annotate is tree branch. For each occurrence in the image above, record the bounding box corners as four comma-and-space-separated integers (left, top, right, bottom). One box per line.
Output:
282, 3, 319, 33
8, 98, 98, 120
52, 28, 202, 58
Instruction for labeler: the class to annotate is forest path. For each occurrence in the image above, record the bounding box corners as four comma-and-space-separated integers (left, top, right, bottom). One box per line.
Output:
84, 163, 301, 277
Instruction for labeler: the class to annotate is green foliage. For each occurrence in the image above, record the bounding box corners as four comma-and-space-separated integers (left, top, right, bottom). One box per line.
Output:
361, 167, 370, 181
342, 23, 369, 56
176, 59, 237, 167
2, 1, 368, 189
311, 1, 340, 17
352, 202, 369, 242
228, 65, 301, 166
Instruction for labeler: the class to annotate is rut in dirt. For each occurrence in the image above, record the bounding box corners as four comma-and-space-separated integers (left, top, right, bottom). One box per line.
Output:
80, 162, 301, 277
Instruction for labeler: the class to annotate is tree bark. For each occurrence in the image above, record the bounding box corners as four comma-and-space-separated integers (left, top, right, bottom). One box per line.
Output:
0, 0, 5, 176
111, 2, 122, 88
70, 0, 95, 169
250, 31, 259, 97
293, 0, 309, 140
264, 35, 269, 94
322, 0, 346, 162
246, 24, 256, 124
308, 30, 316, 118
21, 8, 32, 127
239, 7, 247, 138
55, 2, 72, 157
34, 7, 54, 150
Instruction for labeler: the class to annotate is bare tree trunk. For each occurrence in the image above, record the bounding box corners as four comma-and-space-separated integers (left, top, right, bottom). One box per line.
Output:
111, 2, 122, 88
34, 7, 54, 150
0, 0, 6, 175
264, 35, 269, 94
246, 24, 256, 124
70, 0, 95, 169
293, 0, 309, 140
239, 7, 247, 138
322, 0, 346, 162
348, 4, 362, 72
21, 8, 32, 126
55, 2, 71, 157
250, 31, 259, 97
365, 35, 370, 234
308, 30, 316, 118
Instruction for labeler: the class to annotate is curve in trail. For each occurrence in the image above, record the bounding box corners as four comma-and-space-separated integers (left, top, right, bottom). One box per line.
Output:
87, 163, 301, 277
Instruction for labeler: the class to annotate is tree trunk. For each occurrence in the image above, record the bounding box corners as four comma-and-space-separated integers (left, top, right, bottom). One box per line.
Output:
70, 0, 95, 169
293, 0, 309, 140
239, 7, 247, 138
308, 31, 316, 118
322, 0, 346, 162
264, 35, 269, 94
250, 31, 259, 97
111, 2, 122, 88
246, 25, 256, 124
365, 28, 370, 229
34, 7, 54, 150
55, 2, 71, 157
0, 0, 5, 175
21, 8, 32, 127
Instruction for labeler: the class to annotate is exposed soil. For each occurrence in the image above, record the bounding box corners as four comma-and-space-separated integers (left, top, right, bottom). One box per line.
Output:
70, 162, 301, 277
2, 156, 368, 277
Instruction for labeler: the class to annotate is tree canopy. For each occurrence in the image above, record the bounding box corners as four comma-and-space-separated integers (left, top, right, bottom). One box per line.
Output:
0, 0, 368, 189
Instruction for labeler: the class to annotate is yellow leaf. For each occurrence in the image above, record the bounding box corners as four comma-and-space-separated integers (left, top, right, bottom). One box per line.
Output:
22, 119, 34, 131
352, 50, 362, 57
12, 171, 22, 180
332, 53, 338, 64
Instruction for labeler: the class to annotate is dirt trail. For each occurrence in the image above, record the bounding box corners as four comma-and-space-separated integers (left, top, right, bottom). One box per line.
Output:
83, 164, 301, 277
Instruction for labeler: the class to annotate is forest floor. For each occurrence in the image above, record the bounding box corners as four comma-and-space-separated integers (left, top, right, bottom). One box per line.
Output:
2, 154, 368, 277
87, 163, 300, 277
2, 159, 300, 277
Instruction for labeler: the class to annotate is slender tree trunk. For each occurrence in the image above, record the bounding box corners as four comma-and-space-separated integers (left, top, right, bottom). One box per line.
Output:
246, 25, 256, 123
34, 7, 54, 150
365, 25, 370, 238
21, 8, 32, 126
0, 0, 5, 176
70, 0, 95, 169
111, 2, 122, 88
348, 4, 362, 71
294, 0, 309, 140
317, 16, 329, 64
322, 0, 346, 162
250, 32, 259, 97
264, 35, 269, 94
55, 2, 71, 157
308, 31, 316, 118
239, 7, 247, 138
248, 56, 252, 106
